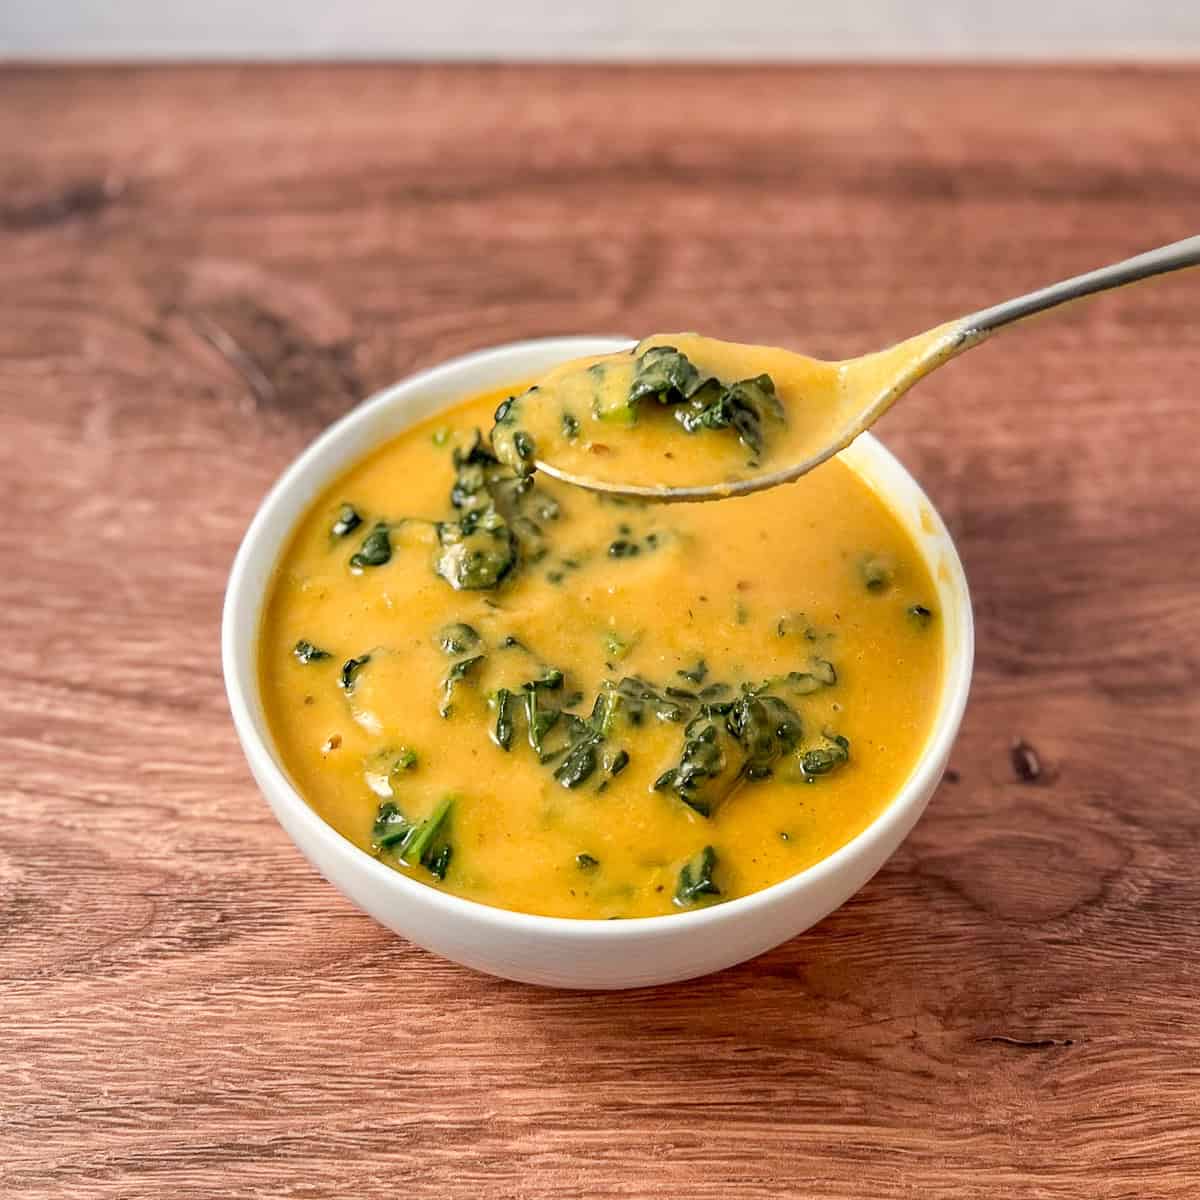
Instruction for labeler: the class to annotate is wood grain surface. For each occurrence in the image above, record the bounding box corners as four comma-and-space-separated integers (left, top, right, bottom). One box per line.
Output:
2, 65, 1198, 1199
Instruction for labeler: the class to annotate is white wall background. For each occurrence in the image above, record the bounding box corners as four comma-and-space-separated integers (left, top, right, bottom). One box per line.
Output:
3, 0, 1200, 60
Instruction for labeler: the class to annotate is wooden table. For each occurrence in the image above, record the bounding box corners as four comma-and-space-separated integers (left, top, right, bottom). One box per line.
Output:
3, 65, 1198, 1199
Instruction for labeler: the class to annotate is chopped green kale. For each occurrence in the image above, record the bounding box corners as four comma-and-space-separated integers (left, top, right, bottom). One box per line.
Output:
293, 640, 331, 664
908, 604, 935, 628
612, 346, 785, 460
490, 394, 537, 478
800, 733, 851, 781
440, 654, 485, 717
675, 846, 721, 908
674, 373, 783, 459
492, 687, 516, 750
859, 553, 895, 593
349, 522, 392, 570
331, 504, 362, 538
554, 732, 601, 788
372, 796, 454, 880
629, 345, 704, 408
433, 428, 558, 590
338, 654, 371, 692
435, 508, 517, 590
437, 622, 481, 655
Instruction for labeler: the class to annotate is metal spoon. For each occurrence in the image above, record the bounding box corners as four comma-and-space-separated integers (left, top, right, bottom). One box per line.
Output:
536, 235, 1200, 502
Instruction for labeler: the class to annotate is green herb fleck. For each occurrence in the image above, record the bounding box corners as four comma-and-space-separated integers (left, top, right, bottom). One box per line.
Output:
908, 604, 935, 628
678, 658, 708, 685
293, 640, 331, 664
576, 852, 599, 871
492, 687, 516, 751
440, 654, 485, 717
363, 747, 419, 799
350, 522, 392, 570
524, 687, 562, 757
331, 504, 362, 538
432, 427, 451, 447
437, 622, 481, 655
860, 554, 895, 593
339, 654, 371, 692
490, 395, 537, 478
800, 733, 851, 781
527, 666, 564, 691
603, 631, 637, 661
513, 430, 535, 461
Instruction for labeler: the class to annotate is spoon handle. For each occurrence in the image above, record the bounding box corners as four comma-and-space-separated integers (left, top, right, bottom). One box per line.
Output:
961, 234, 1200, 337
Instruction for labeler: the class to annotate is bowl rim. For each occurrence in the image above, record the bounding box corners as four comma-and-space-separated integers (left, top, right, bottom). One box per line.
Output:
222, 335, 973, 939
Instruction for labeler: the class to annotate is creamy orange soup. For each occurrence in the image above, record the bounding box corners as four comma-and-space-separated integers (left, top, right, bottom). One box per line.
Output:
260, 368, 943, 919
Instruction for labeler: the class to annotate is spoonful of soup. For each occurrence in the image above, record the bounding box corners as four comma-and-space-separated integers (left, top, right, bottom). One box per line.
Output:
490, 236, 1200, 502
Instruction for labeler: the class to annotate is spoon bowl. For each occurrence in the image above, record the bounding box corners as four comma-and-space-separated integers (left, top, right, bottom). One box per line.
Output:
535, 321, 972, 502
528, 235, 1200, 502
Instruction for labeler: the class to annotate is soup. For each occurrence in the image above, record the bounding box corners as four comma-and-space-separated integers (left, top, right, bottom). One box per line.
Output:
260, 372, 942, 919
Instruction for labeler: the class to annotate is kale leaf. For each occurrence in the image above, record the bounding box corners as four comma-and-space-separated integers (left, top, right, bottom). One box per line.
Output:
675, 845, 721, 907
349, 522, 392, 570
372, 796, 454, 880
331, 504, 363, 538
293, 639, 331, 664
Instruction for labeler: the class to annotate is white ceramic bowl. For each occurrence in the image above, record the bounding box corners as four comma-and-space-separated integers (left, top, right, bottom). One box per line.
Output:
223, 337, 973, 989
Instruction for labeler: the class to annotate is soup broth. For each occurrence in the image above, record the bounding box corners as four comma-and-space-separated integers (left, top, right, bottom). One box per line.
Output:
260, 378, 942, 919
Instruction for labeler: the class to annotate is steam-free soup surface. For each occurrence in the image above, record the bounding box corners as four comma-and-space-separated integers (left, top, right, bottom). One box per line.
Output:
261, 380, 942, 919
